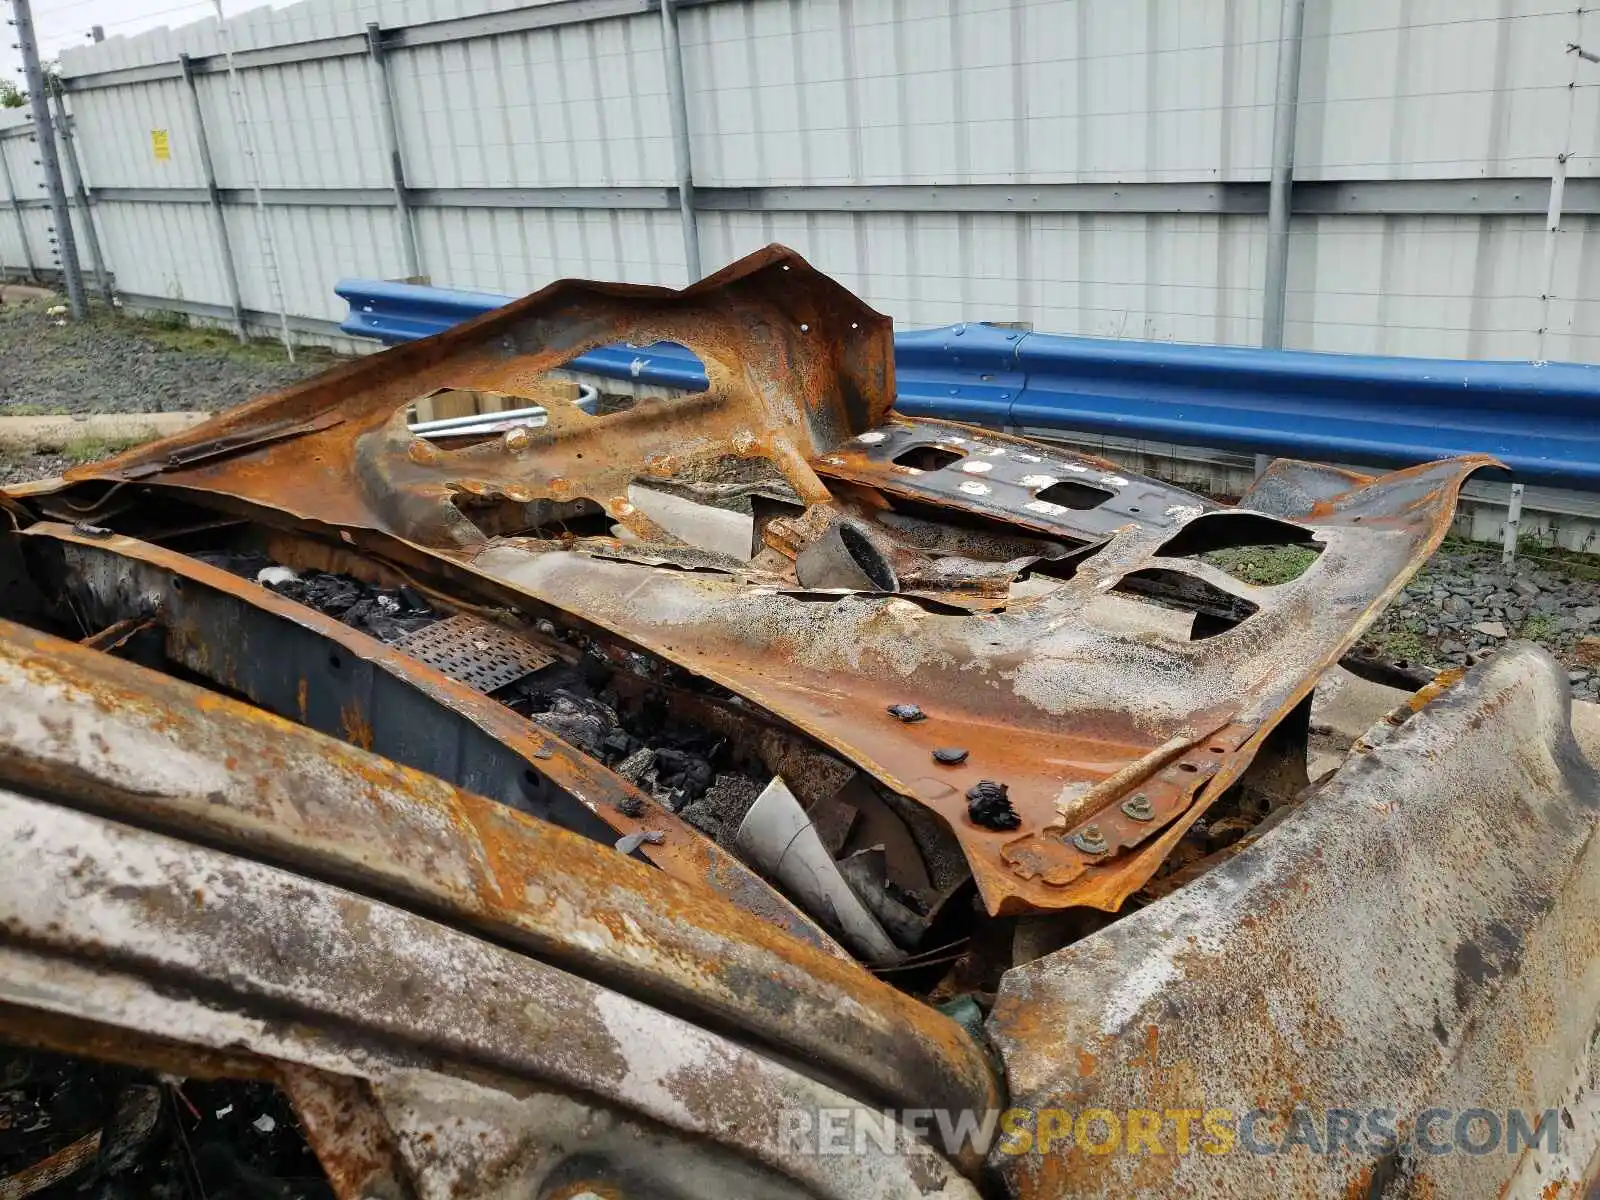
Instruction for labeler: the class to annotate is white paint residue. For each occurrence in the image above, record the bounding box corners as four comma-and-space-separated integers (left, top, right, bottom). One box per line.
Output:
1100, 955, 1183, 1035
856, 431, 887, 444
1165, 504, 1203, 522
959, 480, 992, 495
983, 446, 1007, 456
1061, 462, 1089, 474
960, 461, 994, 474
592, 990, 729, 1130
821, 455, 845, 466
1099, 474, 1130, 488
1263, 988, 1308, 1056
1025, 499, 1068, 516
1020, 474, 1058, 489
897, 466, 924, 475
1014, 453, 1043, 463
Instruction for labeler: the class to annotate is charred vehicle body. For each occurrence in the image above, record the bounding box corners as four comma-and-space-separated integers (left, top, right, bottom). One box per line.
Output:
0, 247, 1596, 1198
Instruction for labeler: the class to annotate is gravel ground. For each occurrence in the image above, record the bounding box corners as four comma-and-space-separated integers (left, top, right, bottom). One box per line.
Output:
1360, 541, 1600, 700
0, 290, 343, 486
0, 292, 335, 416
0, 452, 71, 487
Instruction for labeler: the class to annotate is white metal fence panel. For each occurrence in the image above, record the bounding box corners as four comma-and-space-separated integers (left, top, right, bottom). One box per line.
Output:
2, 0, 1593, 365
1298, 0, 1598, 181
681, 0, 1283, 187
68, 80, 207, 191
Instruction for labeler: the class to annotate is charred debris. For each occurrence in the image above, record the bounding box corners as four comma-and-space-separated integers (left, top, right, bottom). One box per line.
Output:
1, 477, 1322, 997
0, 248, 1487, 1198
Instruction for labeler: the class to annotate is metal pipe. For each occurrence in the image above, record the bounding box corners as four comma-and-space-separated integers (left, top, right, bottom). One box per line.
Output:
733, 777, 901, 964
407, 388, 599, 436
0, 142, 38, 282
1261, 0, 1308, 351
366, 23, 421, 280
49, 80, 114, 308
658, 0, 701, 282
11, 0, 87, 319
180, 54, 248, 343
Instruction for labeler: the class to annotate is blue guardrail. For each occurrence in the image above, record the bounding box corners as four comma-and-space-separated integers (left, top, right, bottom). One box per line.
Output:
336, 278, 1600, 488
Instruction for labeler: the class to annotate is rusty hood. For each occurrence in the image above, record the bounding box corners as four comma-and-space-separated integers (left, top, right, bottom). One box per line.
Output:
48, 245, 1492, 918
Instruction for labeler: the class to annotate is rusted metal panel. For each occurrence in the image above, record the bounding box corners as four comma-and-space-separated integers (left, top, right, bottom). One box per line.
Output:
45, 245, 1492, 919
22, 519, 840, 952
0, 613, 996, 1127
0, 789, 978, 1199
987, 644, 1600, 1197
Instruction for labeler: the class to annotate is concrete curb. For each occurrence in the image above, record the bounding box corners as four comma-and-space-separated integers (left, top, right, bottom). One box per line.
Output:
0, 411, 211, 450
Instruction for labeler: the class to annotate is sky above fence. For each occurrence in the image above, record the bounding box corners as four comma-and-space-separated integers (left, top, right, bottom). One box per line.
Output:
4, 0, 293, 83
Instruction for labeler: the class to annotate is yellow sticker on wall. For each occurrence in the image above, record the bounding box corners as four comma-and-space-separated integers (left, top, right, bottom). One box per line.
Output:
151, 129, 170, 161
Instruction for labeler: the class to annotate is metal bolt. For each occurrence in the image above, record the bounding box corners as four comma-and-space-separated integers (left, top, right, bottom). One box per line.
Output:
1120, 793, 1155, 821
1072, 824, 1108, 855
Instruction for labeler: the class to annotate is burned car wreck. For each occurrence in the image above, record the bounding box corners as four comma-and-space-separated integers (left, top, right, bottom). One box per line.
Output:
0, 246, 1596, 1198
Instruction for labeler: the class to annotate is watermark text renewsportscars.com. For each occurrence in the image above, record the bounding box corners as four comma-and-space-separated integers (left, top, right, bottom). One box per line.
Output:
777, 1105, 1565, 1159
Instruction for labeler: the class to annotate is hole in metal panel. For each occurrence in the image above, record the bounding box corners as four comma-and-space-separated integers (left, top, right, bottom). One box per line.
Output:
1034, 480, 1115, 510
1111, 568, 1259, 639
893, 446, 964, 472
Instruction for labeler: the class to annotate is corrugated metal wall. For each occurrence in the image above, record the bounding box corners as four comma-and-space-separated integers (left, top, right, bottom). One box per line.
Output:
4, 0, 1597, 362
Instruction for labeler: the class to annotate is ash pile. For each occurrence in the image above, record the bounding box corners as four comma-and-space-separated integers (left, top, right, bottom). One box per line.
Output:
198, 552, 767, 843
500, 659, 766, 845
196, 552, 437, 644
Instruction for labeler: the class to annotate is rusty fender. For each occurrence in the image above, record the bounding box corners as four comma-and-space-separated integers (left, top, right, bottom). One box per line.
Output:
0, 787, 977, 1200
0, 616, 997, 1138
987, 643, 1600, 1198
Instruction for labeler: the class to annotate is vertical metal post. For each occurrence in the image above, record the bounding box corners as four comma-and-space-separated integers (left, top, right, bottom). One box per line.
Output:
211, 0, 293, 363
659, 0, 701, 282
0, 138, 38, 282
1261, 0, 1307, 351
1501, 482, 1525, 567
10, 0, 86, 318
49, 79, 113, 308
180, 53, 247, 342
366, 23, 421, 280
1536, 156, 1568, 364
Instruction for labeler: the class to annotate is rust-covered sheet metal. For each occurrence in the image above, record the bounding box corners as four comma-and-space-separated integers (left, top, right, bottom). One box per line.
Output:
19, 520, 841, 951
0, 797, 977, 1199
0, 611, 997, 1130
63, 245, 1492, 916
987, 644, 1600, 1198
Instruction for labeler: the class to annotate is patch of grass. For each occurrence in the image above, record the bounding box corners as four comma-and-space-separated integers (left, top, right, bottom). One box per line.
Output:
1370, 623, 1428, 665
0, 404, 59, 417
121, 312, 341, 368
1520, 612, 1557, 642
1515, 533, 1600, 584
58, 434, 147, 464
143, 307, 190, 331
1203, 544, 1322, 586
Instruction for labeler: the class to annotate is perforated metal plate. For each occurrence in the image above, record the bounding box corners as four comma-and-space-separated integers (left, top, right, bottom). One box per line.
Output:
395, 614, 556, 693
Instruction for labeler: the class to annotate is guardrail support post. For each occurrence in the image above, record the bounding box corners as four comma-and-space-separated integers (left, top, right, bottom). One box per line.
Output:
180, 53, 249, 343
659, 0, 702, 283
49, 79, 114, 308
0, 141, 39, 283
1501, 482, 1525, 567
367, 23, 422, 281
